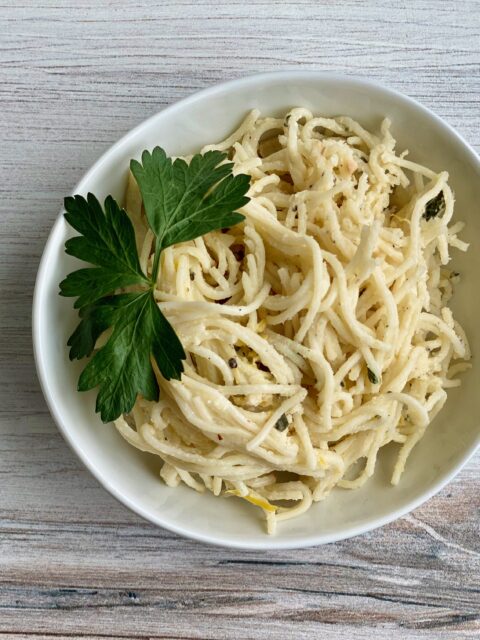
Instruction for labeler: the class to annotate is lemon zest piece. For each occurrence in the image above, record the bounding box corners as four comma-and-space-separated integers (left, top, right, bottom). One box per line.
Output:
225, 489, 277, 513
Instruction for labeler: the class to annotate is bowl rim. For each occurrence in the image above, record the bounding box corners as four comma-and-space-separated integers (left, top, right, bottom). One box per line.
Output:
32, 70, 480, 550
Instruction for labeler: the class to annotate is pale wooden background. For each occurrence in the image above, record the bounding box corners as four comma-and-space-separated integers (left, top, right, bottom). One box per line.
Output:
1, 1, 479, 638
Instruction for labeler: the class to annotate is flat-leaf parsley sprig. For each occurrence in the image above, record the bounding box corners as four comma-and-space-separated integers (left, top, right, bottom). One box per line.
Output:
60, 148, 250, 422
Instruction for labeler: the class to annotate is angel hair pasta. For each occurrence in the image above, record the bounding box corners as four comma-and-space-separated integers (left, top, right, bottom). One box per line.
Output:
114, 108, 470, 534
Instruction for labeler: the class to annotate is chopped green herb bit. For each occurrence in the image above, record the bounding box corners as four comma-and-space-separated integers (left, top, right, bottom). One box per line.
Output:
423, 191, 445, 221
274, 413, 289, 432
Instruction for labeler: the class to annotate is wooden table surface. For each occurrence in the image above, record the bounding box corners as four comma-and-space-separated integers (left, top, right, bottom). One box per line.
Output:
1, 1, 479, 638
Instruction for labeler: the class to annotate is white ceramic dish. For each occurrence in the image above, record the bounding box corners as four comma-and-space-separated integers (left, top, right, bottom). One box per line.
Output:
33, 71, 480, 549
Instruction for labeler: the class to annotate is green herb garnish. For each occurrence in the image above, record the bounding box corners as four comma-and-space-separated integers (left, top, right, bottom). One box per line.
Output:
367, 367, 379, 385
274, 414, 289, 432
60, 148, 250, 422
423, 191, 445, 221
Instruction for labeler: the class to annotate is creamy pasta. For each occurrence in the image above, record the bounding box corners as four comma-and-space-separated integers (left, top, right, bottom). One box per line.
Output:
115, 108, 470, 534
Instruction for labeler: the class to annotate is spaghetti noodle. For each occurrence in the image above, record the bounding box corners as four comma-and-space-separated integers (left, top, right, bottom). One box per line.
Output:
115, 109, 470, 533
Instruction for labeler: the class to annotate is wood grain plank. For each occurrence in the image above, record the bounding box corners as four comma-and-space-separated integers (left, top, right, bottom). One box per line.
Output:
0, 0, 479, 638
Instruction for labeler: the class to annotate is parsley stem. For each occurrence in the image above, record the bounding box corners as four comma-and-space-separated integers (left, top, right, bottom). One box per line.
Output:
151, 240, 162, 285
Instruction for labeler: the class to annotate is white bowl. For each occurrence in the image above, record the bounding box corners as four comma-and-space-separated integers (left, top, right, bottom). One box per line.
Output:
33, 71, 480, 549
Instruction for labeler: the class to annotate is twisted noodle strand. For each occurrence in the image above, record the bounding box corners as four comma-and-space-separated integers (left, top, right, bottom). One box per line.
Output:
116, 109, 470, 534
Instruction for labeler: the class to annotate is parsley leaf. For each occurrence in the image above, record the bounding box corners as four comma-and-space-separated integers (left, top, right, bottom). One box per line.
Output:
60, 194, 149, 308
61, 147, 250, 423
77, 292, 185, 423
67, 295, 122, 360
130, 148, 249, 250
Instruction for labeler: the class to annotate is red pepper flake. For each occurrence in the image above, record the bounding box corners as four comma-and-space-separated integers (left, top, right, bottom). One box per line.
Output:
231, 243, 245, 261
